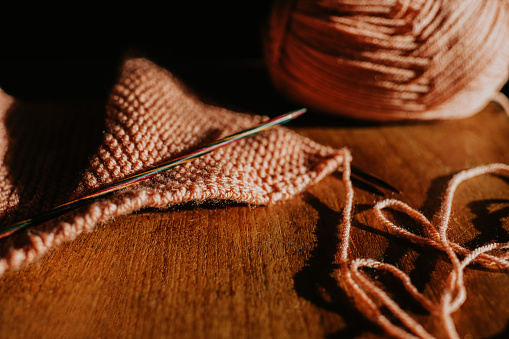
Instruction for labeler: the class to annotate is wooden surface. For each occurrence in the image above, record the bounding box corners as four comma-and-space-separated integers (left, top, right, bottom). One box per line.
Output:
0, 103, 508, 338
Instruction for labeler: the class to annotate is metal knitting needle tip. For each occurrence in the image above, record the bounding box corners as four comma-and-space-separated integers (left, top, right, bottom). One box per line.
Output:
350, 164, 401, 194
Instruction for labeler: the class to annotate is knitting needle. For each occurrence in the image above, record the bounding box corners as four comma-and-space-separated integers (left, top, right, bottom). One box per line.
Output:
0, 108, 306, 239
0, 108, 399, 239
350, 164, 401, 194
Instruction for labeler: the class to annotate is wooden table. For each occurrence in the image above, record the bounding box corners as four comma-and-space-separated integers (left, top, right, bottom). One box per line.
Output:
0, 100, 508, 338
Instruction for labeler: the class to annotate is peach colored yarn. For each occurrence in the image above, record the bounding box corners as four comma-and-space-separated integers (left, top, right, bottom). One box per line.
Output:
0, 58, 347, 276
336, 153, 509, 338
1, 57, 507, 338
265, 0, 509, 121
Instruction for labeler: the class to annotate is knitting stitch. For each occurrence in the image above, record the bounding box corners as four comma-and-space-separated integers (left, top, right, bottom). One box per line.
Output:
0, 58, 346, 275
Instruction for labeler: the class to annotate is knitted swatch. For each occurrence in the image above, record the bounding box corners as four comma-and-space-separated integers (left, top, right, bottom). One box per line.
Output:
0, 58, 346, 275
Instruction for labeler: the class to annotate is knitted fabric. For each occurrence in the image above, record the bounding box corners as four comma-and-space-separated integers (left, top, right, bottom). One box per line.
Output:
0, 58, 346, 275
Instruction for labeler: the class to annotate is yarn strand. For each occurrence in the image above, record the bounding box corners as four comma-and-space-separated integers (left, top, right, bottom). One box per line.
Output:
334, 156, 509, 338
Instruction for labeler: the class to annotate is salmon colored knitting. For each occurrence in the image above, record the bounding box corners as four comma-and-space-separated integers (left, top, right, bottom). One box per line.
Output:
1, 58, 508, 338
0, 58, 347, 275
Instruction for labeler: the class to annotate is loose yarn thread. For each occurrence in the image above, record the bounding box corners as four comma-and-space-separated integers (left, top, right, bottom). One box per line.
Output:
335, 152, 509, 338
265, 0, 509, 121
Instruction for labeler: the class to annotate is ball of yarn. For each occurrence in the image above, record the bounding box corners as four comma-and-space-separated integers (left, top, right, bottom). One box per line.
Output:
265, 0, 509, 121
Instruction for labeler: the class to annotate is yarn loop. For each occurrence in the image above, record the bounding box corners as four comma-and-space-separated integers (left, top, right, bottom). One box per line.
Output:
336, 155, 509, 338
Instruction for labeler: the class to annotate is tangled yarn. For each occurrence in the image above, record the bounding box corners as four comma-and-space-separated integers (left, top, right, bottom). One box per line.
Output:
265, 0, 509, 121
336, 153, 509, 338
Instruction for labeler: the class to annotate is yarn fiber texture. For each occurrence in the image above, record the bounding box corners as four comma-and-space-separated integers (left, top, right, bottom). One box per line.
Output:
336, 156, 509, 339
0, 58, 346, 275
265, 0, 509, 121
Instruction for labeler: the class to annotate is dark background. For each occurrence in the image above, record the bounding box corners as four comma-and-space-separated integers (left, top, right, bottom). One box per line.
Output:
0, 3, 507, 117
0, 3, 288, 115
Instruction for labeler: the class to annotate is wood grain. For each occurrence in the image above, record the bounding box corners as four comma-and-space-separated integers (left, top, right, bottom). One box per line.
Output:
0, 103, 508, 338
